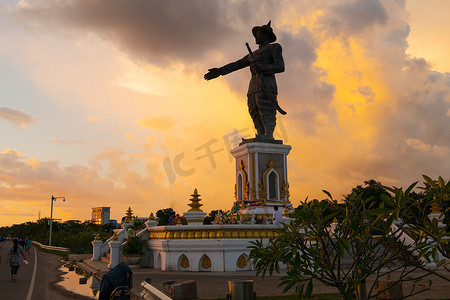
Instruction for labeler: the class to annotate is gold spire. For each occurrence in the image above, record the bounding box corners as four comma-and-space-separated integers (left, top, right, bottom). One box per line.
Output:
431, 201, 441, 214
125, 206, 133, 222
188, 188, 203, 212
149, 212, 155, 220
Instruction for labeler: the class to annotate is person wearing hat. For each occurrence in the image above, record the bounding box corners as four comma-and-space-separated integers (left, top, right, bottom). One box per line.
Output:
204, 21, 285, 141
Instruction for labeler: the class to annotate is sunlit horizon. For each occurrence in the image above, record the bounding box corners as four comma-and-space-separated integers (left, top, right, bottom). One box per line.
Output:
1, 0, 449, 227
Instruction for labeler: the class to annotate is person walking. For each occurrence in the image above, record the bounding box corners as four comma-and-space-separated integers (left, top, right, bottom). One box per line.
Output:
25, 238, 33, 255
7, 238, 27, 283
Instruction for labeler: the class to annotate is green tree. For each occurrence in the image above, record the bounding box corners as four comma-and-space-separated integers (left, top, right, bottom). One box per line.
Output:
387, 175, 449, 260
156, 208, 175, 226
249, 177, 449, 300
203, 210, 219, 225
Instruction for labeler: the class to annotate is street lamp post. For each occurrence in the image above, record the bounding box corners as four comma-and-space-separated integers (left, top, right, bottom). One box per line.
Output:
49, 195, 65, 246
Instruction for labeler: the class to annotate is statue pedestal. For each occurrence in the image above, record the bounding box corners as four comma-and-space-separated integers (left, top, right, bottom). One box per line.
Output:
230, 141, 293, 221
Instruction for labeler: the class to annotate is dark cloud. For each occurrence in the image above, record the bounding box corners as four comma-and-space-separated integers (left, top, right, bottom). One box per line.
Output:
0, 107, 39, 128
10, 0, 288, 67
14, 0, 240, 65
323, 0, 388, 36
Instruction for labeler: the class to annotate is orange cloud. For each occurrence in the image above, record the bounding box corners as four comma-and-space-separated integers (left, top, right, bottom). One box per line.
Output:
138, 116, 176, 131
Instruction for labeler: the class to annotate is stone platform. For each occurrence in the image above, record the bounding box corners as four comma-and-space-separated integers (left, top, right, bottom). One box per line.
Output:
75, 256, 450, 300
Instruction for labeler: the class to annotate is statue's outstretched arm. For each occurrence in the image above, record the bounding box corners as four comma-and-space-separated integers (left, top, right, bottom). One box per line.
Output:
204, 55, 249, 81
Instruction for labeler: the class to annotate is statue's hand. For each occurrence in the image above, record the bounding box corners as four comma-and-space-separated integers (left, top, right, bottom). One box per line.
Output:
204, 68, 221, 81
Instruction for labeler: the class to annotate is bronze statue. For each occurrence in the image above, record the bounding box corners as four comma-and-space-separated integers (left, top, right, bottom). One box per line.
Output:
204, 21, 286, 142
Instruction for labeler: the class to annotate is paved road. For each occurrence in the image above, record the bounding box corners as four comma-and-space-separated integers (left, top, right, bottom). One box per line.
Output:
0, 241, 92, 300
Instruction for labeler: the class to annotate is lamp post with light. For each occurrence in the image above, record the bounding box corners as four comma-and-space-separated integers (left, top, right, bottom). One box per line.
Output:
49, 195, 65, 246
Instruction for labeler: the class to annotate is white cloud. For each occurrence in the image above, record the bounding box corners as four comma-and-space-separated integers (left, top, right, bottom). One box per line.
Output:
88, 115, 99, 122
406, 138, 449, 156
0, 107, 39, 128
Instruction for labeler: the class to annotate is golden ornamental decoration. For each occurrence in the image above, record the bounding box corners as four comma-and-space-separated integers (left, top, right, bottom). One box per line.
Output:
237, 160, 249, 200
147, 228, 281, 239
94, 233, 101, 240
237, 254, 248, 269
238, 159, 246, 171
201, 255, 212, 269
238, 200, 246, 210
188, 188, 203, 212
112, 232, 118, 241
244, 183, 249, 200
280, 181, 290, 201
258, 180, 267, 199
431, 201, 441, 214
148, 212, 155, 220
125, 206, 133, 223
261, 159, 283, 200
267, 158, 276, 169
180, 255, 190, 269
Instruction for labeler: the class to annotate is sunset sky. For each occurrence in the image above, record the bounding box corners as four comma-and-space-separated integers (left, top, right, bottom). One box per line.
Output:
1, 0, 449, 226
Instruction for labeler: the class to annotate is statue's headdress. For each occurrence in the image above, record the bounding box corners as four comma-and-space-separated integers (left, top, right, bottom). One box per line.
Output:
252, 20, 277, 43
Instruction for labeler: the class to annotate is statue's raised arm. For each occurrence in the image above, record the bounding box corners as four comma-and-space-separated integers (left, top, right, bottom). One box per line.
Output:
204, 21, 286, 142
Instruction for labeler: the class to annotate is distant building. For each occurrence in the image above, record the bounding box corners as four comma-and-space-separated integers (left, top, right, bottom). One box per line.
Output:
91, 207, 111, 225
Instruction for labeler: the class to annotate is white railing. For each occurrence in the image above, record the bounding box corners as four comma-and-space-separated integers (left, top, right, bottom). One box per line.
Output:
140, 280, 172, 300
117, 227, 149, 256
98, 227, 127, 257
33, 241, 69, 253
390, 223, 446, 266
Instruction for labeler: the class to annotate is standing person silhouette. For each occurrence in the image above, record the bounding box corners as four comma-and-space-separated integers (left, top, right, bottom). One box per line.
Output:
7, 238, 27, 283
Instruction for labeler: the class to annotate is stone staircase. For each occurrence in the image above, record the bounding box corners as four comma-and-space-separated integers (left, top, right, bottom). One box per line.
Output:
99, 251, 111, 264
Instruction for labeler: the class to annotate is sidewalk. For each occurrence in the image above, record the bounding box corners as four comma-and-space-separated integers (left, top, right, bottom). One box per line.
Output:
74, 256, 449, 299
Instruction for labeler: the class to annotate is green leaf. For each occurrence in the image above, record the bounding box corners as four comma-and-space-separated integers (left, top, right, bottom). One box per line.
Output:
305, 279, 313, 297
438, 176, 445, 189
405, 181, 418, 195
423, 175, 437, 189
322, 190, 333, 200
340, 238, 350, 251
437, 259, 447, 267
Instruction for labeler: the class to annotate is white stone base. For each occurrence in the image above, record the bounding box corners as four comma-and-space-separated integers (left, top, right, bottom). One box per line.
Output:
143, 224, 286, 272
146, 238, 271, 272
183, 211, 207, 225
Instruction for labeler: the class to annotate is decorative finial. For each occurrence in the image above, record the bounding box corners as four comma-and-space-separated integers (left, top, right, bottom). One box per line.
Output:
268, 158, 276, 169
267, 20, 271, 27
94, 233, 101, 240
125, 206, 133, 222
149, 212, 155, 220
188, 188, 203, 212
431, 201, 441, 214
239, 160, 245, 171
